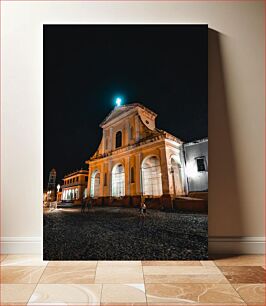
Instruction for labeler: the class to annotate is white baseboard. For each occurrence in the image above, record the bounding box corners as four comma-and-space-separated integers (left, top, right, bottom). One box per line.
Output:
1, 237, 42, 254
208, 236, 265, 255
1, 236, 265, 255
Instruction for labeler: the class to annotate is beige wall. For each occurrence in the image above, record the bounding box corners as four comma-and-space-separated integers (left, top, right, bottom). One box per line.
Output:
1, 1, 264, 252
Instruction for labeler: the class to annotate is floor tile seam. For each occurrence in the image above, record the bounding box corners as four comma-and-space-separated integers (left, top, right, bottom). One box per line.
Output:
143, 282, 247, 285
1, 281, 41, 285
39, 266, 96, 280
234, 289, 266, 304
47, 264, 98, 268
38, 281, 96, 284
143, 275, 226, 278
145, 300, 248, 305
96, 266, 143, 270
230, 281, 266, 303
145, 302, 248, 305
141, 261, 203, 265
143, 272, 224, 274
142, 267, 208, 269
94, 281, 145, 284
231, 282, 266, 285
27, 282, 118, 285
94, 260, 99, 284
223, 281, 249, 304
0, 264, 48, 268
143, 282, 232, 284
99, 282, 104, 305
26, 265, 47, 306
213, 263, 225, 273
140, 258, 147, 305
141, 266, 205, 268
45, 266, 97, 270
218, 265, 266, 267
208, 265, 264, 268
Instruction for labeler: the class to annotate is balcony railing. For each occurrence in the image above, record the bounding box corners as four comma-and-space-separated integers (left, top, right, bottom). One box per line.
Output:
90, 133, 167, 161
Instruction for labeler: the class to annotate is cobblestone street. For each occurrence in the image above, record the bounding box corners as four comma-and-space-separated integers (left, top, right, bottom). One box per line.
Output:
44, 207, 208, 260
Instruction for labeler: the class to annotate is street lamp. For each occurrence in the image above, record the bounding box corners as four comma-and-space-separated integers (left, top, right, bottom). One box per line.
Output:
115, 97, 122, 107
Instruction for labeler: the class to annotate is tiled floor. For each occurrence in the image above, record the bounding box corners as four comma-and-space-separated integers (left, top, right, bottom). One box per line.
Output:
0, 254, 265, 305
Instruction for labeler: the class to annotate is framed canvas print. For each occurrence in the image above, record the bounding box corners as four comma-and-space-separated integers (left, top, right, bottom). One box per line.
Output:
43, 25, 208, 260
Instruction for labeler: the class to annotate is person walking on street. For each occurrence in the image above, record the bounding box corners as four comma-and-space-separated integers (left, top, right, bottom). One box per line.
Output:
85, 197, 91, 213
139, 197, 147, 229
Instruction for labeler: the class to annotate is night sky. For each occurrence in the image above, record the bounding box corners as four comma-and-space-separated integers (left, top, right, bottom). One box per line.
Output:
44, 25, 208, 188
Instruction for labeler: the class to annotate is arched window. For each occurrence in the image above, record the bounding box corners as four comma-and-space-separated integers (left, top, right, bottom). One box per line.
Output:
112, 164, 125, 197
90, 170, 100, 198
141, 156, 163, 196
130, 167, 135, 183
115, 131, 122, 148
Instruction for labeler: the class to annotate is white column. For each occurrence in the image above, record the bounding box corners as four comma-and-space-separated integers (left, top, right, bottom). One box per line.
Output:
135, 115, 140, 142
109, 127, 113, 151
135, 152, 142, 195
100, 163, 104, 197
125, 156, 131, 195
103, 162, 108, 196
102, 129, 106, 153
159, 147, 170, 194
87, 167, 92, 197
108, 160, 112, 196
126, 121, 131, 145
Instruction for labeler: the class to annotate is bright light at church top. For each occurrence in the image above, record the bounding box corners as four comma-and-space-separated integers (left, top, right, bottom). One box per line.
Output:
115, 97, 122, 107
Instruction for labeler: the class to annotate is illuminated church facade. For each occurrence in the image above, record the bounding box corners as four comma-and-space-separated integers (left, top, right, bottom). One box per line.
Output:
86, 103, 207, 208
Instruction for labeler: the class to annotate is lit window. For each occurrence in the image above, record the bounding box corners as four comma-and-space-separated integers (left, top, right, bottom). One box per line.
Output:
141, 156, 163, 196
196, 157, 207, 172
115, 131, 122, 148
112, 164, 125, 197
90, 170, 100, 198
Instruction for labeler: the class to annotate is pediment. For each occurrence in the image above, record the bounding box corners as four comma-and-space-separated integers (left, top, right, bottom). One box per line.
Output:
100, 103, 157, 128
